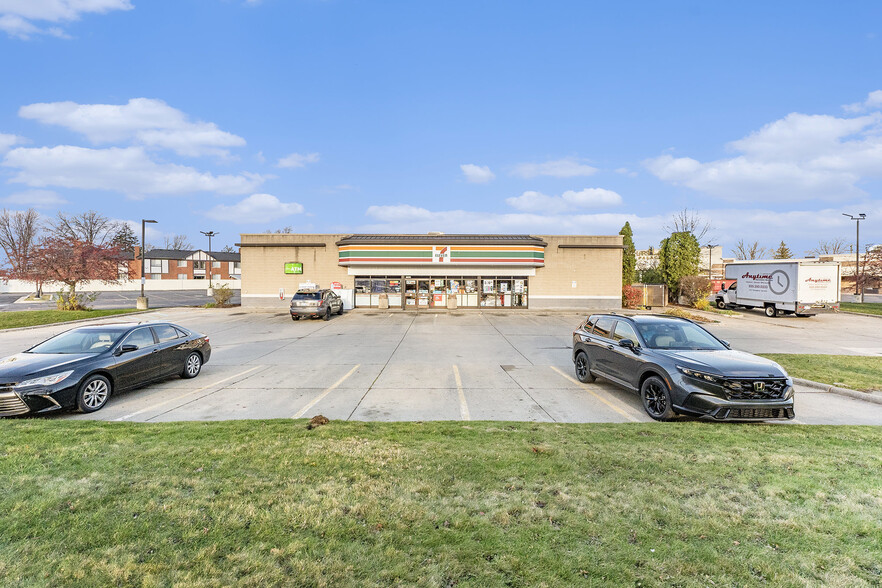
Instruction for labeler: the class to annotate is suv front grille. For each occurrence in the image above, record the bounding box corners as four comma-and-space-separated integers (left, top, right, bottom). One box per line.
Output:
725, 379, 788, 400
716, 407, 793, 420
0, 391, 30, 416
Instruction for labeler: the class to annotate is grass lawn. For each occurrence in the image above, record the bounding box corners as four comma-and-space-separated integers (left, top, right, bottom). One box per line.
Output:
1, 420, 880, 587
761, 354, 882, 392
0, 309, 142, 330
840, 302, 882, 316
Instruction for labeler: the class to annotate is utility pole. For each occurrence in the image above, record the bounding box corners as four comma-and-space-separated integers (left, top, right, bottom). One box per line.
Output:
843, 213, 867, 301
706, 244, 718, 279
200, 230, 218, 289
138, 219, 157, 309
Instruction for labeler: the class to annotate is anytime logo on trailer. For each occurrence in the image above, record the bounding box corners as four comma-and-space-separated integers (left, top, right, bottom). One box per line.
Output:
433, 246, 451, 263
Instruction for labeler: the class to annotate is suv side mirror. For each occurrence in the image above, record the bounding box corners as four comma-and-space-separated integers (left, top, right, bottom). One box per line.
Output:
619, 338, 636, 350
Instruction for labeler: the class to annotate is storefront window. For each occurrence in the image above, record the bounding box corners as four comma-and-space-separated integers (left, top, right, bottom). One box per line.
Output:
354, 275, 527, 309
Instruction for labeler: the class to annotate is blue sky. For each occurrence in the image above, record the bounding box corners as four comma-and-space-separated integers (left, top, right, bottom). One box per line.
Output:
1, 1, 880, 254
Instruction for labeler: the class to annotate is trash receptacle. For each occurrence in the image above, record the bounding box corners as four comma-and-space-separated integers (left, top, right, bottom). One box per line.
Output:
447, 295, 458, 310
378, 293, 389, 309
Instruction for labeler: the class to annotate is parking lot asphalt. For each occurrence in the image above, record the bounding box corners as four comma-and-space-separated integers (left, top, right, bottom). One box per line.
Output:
1, 307, 880, 425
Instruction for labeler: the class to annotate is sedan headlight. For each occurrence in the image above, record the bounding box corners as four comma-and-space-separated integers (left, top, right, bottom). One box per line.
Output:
676, 365, 722, 384
15, 370, 74, 388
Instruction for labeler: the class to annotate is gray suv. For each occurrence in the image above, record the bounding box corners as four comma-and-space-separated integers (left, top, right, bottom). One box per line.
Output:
572, 314, 795, 421
290, 289, 344, 321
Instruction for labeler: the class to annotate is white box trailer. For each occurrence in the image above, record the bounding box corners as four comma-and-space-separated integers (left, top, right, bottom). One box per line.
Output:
717, 260, 841, 317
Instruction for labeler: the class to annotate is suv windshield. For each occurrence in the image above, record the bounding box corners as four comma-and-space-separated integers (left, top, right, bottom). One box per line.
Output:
635, 321, 726, 351
293, 292, 321, 300
28, 329, 125, 354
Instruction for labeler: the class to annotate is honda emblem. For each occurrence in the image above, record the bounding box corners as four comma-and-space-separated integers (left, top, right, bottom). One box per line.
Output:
753, 382, 765, 392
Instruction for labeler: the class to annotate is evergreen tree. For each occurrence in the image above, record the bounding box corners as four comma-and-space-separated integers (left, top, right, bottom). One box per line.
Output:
773, 240, 793, 259
619, 221, 636, 285
111, 224, 138, 254
658, 231, 700, 299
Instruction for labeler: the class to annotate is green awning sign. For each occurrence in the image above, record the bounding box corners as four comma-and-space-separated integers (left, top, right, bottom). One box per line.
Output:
284, 262, 303, 275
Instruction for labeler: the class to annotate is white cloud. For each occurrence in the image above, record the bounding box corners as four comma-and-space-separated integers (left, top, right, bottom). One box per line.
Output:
3, 145, 265, 197
0, 132, 25, 154
0, 0, 133, 40
843, 90, 882, 113
460, 163, 495, 184
277, 152, 320, 168
205, 194, 305, 224
0, 189, 67, 208
511, 157, 598, 178
505, 188, 622, 214
361, 202, 882, 254
19, 98, 245, 158
645, 108, 882, 201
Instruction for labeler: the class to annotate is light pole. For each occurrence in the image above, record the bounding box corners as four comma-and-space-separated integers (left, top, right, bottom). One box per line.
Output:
843, 213, 867, 300
139, 219, 157, 308
706, 244, 718, 279
200, 230, 218, 288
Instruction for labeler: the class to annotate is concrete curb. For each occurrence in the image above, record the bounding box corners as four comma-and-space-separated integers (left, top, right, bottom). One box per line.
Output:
839, 310, 882, 319
793, 377, 882, 406
0, 310, 159, 334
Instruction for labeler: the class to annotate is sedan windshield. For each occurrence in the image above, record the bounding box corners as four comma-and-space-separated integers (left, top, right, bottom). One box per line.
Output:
28, 329, 124, 354
636, 321, 726, 351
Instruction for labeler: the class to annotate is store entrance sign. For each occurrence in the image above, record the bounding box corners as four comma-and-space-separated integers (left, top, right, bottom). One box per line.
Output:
284, 262, 303, 275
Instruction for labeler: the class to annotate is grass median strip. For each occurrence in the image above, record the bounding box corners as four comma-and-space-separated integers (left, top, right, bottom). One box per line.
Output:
761, 354, 882, 392
840, 302, 882, 316
0, 309, 142, 330
2, 420, 880, 586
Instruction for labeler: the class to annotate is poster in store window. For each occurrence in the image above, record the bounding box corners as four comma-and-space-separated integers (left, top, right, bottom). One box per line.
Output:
514, 280, 524, 293
483, 279, 494, 293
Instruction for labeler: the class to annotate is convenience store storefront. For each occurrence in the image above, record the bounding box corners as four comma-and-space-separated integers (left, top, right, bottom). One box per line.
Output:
238, 233, 623, 310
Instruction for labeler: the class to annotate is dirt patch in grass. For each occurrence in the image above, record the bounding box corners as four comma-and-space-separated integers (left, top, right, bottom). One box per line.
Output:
664, 307, 718, 323
1, 420, 880, 586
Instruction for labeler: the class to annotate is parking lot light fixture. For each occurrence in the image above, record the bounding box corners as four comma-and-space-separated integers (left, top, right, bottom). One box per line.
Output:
200, 230, 218, 288
842, 213, 867, 299
140, 219, 157, 300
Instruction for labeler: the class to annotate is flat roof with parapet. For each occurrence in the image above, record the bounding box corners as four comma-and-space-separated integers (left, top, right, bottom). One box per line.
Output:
335, 234, 548, 246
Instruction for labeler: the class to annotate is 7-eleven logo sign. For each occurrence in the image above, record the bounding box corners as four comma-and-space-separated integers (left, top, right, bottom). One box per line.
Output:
433, 246, 451, 263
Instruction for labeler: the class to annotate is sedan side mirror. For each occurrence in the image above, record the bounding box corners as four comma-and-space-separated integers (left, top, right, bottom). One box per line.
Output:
115, 344, 138, 356
721, 340, 731, 348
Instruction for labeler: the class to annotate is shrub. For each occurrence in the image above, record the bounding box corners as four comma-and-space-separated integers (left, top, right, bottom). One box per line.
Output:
56, 288, 97, 311
622, 285, 642, 309
211, 283, 234, 307
679, 275, 712, 306
693, 298, 710, 311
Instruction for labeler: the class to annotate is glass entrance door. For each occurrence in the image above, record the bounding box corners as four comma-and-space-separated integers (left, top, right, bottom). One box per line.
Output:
417, 280, 430, 307
404, 279, 417, 308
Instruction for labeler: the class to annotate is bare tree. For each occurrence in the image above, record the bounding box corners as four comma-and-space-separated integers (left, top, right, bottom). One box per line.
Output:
265, 226, 293, 234
663, 208, 713, 244
0, 208, 42, 295
220, 245, 236, 253
806, 238, 849, 256
46, 210, 120, 245
732, 240, 768, 260
163, 234, 194, 250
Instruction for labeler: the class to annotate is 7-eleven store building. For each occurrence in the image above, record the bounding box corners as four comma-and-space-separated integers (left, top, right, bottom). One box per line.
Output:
238, 233, 623, 310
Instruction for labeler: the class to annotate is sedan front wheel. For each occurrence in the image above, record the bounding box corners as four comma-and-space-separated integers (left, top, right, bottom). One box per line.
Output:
77, 375, 111, 413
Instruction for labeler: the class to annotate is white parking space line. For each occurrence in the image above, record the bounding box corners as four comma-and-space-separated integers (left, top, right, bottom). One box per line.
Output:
114, 366, 264, 421
549, 366, 640, 423
453, 364, 471, 421
293, 364, 361, 419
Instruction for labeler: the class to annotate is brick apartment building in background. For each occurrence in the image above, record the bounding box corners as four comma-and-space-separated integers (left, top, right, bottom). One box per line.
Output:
127, 248, 241, 281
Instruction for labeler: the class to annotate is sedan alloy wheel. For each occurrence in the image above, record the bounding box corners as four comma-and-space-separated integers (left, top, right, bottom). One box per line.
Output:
77, 375, 111, 413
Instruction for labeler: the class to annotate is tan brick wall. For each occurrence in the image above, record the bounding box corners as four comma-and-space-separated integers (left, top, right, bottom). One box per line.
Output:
240, 233, 623, 309
530, 235, 623, 309
240, 234, 350, 307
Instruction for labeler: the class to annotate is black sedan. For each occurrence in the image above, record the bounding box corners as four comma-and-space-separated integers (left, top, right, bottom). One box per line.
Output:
0, 322, 211, 416
572, 314, 795, 421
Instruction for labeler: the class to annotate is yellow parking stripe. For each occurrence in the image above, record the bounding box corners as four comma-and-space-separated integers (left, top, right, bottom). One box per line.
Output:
549, 365, 641, 422
292, 365, 360, 419
453, 365, 471, 421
